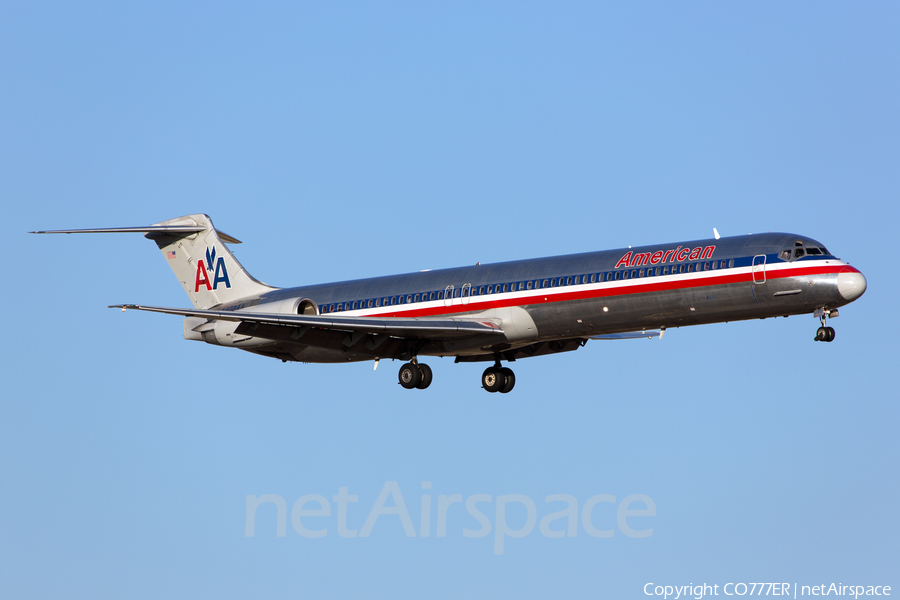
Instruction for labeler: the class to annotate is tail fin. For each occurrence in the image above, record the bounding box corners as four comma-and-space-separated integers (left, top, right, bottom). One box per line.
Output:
32, 213, 277, 309
146, 214, 276, 308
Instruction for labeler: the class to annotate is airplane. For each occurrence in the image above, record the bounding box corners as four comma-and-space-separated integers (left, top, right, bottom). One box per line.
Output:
32, 213, 867, 393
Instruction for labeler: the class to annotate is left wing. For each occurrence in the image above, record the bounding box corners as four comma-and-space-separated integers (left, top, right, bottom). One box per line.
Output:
110, 304, 504, 339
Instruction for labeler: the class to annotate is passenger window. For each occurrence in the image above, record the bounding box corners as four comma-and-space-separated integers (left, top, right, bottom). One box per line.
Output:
526, 280, 533, 290
486, 285, 493, 294
794, 248, 805, 259
549, 279, 556, 287
614, 271, 622, 280
662, 266, 669, 275
566, 276, 573, 285
590, 274, 597, 283
517, 282, 524, 291
711, 261, 718, 270
728, 259, 734, 268
503, 283, 509, 293
607, 272, 614, 281
638, 268, 645, 277
453, 288, 461, 298
437, 291, 443, 300
542, 279, 549, 288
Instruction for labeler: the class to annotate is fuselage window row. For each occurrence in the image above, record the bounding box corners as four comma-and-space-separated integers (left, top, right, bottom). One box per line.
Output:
320, 258, 748, 313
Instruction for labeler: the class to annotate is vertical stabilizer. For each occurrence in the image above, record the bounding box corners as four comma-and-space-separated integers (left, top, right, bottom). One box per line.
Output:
145, 214, 276, 309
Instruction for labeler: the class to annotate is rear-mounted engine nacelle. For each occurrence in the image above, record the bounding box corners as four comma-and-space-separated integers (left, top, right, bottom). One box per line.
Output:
183, 297, 318, 345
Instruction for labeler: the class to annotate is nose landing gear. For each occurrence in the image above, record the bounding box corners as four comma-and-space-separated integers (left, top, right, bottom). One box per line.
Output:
813, 308, 837, 342
815, 326, 835, 342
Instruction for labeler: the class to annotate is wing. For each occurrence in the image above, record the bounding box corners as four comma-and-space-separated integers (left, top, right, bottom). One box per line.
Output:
110, 303, 503, 340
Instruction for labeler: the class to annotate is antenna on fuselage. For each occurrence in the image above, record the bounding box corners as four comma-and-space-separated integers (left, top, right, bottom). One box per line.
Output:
713, 228, 721, 240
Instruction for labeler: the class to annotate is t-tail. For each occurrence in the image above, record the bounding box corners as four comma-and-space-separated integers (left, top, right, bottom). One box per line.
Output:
31, 213, 276, 309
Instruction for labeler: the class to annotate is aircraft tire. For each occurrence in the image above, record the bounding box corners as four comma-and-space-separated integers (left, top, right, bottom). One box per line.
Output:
815, 326, 828, 342
499, 368, 515, 394
826, 326, 836, 342
399, 363, 421, 389
482, 367, 506, 393
415, 364, 433, 389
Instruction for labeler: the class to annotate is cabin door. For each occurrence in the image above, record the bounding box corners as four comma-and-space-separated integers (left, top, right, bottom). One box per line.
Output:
752, 255, 767, 284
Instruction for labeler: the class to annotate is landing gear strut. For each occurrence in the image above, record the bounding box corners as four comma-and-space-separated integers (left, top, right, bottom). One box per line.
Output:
482, 362, 516, 394
813, 308, 837, 343
398, 360, 433, 390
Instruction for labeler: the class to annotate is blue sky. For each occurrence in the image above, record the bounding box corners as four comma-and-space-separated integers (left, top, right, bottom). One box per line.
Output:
2, 2, 898, 598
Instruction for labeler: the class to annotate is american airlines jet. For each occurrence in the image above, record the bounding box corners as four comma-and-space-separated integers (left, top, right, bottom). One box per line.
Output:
33, 214, 867, 393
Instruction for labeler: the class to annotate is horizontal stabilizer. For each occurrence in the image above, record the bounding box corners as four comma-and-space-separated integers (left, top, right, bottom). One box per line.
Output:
589, 331, 660, 340
30, 225, 241, 243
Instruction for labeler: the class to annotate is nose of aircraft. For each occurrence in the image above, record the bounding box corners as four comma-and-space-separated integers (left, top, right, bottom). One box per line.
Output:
837, 269, 867, 302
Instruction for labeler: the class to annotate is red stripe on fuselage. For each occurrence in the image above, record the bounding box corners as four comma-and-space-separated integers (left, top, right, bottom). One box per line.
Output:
356, 263, 855, 319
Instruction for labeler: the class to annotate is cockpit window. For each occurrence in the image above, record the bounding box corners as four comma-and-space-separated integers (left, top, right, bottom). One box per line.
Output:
806, 247, 822, 255
794, 248, 805, 259
781, 249, 791, 260
820, 247, 830, 255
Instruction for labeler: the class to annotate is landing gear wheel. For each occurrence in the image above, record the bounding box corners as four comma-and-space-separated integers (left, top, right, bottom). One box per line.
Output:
415, 363, 433, 389
499, 368, 516, 394
825, 326, 835, 342
482, 367, 506, 393
399, 362, 421, 389
815, 326, 828, 342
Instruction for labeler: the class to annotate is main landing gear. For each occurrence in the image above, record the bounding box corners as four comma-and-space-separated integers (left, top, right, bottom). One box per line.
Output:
482, 362, 516, 394
814, 308, 837, 342
397, 358, 516, 393
398, 360, 433, 390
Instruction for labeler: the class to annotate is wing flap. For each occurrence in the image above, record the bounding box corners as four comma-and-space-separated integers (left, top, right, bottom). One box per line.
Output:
588, 331, 660, 340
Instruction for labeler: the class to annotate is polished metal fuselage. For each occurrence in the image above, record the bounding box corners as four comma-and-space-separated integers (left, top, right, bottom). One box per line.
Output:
215, 232, 864, 363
